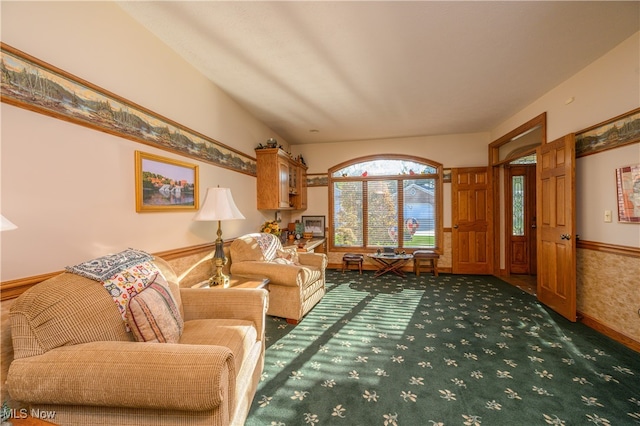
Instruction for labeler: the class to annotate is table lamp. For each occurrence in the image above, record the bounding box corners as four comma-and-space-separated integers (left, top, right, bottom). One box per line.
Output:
0, 215, 18, 232
194, 187, 245, 287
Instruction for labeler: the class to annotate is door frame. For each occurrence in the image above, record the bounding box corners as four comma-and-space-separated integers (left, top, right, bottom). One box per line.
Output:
488, 113, 546, 276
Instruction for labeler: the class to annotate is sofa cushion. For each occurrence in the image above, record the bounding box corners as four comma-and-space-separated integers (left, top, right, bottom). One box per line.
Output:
127, 279, 184, 343
277, 248, 300, 265
230, 233, 282, 263
180, 319, 258, 374
230, 234, 267, 263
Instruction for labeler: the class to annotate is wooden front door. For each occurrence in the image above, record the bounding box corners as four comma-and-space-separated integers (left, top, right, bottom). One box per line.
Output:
536, 135, 576, 322
452, 167, 492, 274
507, 164, 537, 274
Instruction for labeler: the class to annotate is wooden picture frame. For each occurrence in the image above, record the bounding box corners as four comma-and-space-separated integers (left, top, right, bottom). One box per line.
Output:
135, 151, 199, 212
0, 43, 256, 176
615, 164, 640, 223
302, 215, 326, 237
576, 107, 640, 157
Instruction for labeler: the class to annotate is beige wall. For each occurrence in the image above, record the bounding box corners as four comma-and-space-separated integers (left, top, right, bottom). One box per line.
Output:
492, 32, 640, 248
0, 2, 285, 281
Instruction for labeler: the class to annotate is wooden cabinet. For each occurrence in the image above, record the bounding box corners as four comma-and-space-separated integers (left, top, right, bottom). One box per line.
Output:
256, 148, 308, 210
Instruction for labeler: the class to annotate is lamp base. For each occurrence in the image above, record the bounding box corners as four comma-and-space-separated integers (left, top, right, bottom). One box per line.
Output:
208, 249, 229, 288
208, 269, 230, 288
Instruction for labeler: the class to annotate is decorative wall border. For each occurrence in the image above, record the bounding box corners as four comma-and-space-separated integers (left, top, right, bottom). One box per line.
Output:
575, 107, 640, 158
307, 173, 328, 187
0, 43, 256, 176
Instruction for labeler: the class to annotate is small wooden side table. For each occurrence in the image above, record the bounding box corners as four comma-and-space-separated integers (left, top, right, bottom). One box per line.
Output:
191, 275, 269, 289
413, 250, 440, 277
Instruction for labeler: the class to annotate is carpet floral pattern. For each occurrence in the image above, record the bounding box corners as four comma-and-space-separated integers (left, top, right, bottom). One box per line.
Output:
246, 270, 639, 425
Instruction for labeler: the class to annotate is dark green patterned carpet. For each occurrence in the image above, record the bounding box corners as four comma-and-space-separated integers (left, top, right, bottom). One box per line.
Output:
245, 270, 639, 425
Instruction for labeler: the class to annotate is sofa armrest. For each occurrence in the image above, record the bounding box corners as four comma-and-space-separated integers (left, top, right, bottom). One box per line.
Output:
8, 341, 234, 411
298, 252, 328, 269
230, 261, 303, 287
180, 288, 268, 339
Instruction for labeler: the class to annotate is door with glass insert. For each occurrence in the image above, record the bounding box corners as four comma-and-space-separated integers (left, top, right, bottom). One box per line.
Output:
507, 165, 536, 275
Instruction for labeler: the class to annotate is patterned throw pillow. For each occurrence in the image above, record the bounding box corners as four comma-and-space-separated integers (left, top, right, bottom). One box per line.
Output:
126, 278, 184, 343
101, 261, 161, 331
276, 248, 299, 265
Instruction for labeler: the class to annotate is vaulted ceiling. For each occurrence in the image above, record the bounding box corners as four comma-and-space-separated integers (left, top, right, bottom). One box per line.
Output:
118, 1, 639, 145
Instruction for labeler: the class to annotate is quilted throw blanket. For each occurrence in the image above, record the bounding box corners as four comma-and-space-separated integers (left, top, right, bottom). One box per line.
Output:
66, 249, 167, 330
65, 248, 153, 281
256, 233, 280, 261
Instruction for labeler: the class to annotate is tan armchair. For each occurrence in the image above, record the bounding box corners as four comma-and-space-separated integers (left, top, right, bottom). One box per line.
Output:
230, 233, 327, 323
7, 257, 267, 426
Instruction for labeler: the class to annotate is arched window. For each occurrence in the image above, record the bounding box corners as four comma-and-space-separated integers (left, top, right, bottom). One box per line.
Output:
329, 155, 443, 252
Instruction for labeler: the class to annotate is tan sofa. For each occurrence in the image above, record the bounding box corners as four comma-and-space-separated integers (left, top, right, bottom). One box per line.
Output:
230, 233, 327, 323
7, 255, 267, 426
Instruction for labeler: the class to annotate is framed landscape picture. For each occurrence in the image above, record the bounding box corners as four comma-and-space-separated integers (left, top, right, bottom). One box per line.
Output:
135, 151, 199, 212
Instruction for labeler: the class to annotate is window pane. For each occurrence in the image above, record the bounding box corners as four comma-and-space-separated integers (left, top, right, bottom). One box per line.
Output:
367, 180, 398, 247
403, 179, 436, 248
332, 159, 437, 177
512, 176, 525, 236
333, 181, 363, 246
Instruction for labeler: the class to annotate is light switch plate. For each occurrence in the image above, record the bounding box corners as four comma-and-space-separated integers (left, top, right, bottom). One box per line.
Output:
604, 210, 612, 222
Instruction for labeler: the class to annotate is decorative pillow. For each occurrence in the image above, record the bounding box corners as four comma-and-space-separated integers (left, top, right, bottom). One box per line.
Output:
126, 278, 184, 343
65, 248, 153, 281
101, 261, 162, 331
277, 248, 299, 265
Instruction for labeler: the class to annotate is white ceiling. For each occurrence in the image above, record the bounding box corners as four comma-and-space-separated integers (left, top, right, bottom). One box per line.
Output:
118, 1, 639, 145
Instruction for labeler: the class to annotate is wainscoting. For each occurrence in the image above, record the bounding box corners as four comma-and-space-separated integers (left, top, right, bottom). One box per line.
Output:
577, 240, 640, 353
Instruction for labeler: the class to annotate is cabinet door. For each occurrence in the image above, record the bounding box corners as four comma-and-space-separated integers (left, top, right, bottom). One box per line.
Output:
297, 166, 307, 210
277, 157, 291, 208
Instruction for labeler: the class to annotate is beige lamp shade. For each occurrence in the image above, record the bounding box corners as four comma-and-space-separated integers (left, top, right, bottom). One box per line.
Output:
0, 214, 18, 232
194, 187, 245, 222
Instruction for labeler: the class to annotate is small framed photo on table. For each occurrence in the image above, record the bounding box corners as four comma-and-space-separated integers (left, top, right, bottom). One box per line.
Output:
302, 216, 325, 237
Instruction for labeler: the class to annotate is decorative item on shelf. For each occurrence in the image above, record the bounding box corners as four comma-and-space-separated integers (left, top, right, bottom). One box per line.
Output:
266, 138, 278, 148
260, 220, 281, 236
194, 187, 245, 288
303, 232, 313, 240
